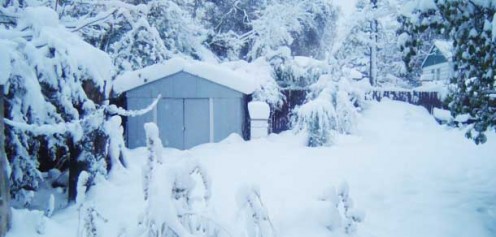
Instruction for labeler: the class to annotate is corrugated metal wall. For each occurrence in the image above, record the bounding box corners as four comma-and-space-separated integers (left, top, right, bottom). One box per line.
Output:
125, 71, 246, 149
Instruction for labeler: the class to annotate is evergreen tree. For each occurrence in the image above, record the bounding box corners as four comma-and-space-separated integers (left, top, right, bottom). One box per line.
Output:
335, 0, 408, 87
0, 6, 122, 202
400, 0, 496, 144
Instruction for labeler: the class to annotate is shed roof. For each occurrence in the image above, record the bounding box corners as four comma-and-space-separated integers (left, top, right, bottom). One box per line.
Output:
113, 58, 258, 95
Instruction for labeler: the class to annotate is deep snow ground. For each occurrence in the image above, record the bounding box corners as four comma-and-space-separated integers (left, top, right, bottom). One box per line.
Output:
190, 100, 496, 237
7, 100, 496, 237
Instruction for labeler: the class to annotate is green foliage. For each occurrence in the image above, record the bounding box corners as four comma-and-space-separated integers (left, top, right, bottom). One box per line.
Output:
400, 0, 496, 144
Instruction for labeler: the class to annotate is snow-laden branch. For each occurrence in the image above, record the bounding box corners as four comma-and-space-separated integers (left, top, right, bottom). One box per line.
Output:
3, 118, 79, 136
106, 94, 161, 117
69, 8, 118, 32
4, 94, 161, 136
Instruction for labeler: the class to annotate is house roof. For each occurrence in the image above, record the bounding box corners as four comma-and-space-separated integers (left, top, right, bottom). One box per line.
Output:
113, 58, 258, 95
421, 40, 453, 68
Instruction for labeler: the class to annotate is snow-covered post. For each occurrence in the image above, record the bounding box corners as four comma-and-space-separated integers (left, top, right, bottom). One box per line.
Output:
0, 84, 11, 237
248, 102, 271, 139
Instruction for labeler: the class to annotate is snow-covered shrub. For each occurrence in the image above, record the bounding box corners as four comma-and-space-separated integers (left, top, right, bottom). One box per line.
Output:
142, 123, 162, 201
78, 204, 108, 237
171, 162, 213, 236
236, 185, 275, 237
294, 75, 361, 147
140, 123, 214, 237
75, 171, 107, 237
76, 171, 90, 205
295, 90, 337, 147
45, 194, 55, 218
321, 183, 365, 236
104, 116, 128, 173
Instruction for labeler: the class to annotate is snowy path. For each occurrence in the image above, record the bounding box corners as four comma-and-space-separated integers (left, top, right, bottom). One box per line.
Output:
189, 100, 496, 237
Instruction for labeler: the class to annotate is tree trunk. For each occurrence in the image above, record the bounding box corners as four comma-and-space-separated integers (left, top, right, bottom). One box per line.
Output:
369, 0, 378, 86
0, 85, 12, 237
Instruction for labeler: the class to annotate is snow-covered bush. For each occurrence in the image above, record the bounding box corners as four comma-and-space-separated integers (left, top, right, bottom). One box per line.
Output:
236, 185, 275, 237
142, 123, 162, 201
78, 204, 108, 237
141, 123, 214, 237
294, 75, 362, 147
321, 182, 365, 236
75, 171, 107, 237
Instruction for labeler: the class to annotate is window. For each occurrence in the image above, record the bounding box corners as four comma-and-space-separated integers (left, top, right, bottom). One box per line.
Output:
436, 68, 441, 80
431, 69, 435, 80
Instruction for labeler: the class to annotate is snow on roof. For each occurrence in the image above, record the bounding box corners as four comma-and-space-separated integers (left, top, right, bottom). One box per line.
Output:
113, 58, 258, 95
433, 40, 453, 59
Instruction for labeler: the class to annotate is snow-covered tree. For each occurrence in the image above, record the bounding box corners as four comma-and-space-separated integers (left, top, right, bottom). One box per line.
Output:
0, 84, 10, 237
400, 0, 496, 144
335, 0, 408, 87
0, 6, 123, 202
61, 0, 213, 75
294, 72, 362, 147
203, 0, 339, 62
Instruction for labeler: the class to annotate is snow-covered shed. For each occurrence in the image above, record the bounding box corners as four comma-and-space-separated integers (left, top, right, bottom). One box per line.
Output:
420, 40, 454, 82
113, 58, 257, 149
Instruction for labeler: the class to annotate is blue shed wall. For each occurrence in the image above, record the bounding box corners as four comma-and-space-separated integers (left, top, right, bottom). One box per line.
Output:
125, 71, 248, 149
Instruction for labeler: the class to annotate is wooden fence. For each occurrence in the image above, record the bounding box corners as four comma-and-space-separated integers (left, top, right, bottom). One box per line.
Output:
269, 88, 446, 133
270, 89, 307, 133
370, 90, 445, 113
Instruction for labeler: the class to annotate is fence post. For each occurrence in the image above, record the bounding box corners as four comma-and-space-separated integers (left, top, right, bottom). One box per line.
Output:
248, 102, 270, 139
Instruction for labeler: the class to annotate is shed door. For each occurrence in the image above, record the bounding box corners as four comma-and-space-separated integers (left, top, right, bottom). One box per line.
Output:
184, 99, 210, 149
159, 99, 184, 149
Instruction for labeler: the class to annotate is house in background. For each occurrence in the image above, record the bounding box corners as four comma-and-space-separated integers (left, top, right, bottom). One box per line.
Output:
420, 40, 454, 83
113, 58, 257, 150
